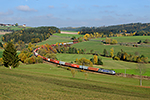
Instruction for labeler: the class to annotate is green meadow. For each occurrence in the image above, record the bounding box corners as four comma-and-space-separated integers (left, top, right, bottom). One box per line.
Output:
0, 64, 150, 100
37, 35, 72, 45
37, 33, 83, 45
94, 36, 150, 43
54, 33, 83, 38
72, 40, 150, 60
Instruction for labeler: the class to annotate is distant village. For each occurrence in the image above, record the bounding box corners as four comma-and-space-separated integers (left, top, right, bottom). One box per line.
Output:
0, 23, 26, 27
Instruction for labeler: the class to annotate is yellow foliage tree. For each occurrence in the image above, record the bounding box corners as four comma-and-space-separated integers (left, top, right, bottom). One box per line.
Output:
0, 58, 3, 66
94, 55, 98, 64
110, 47, 114, 57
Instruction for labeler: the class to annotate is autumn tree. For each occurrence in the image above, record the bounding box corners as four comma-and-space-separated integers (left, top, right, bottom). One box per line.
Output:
71, 68, 77, 78
110, 47, 114, 57
45, 53, 57, 60
0, 58, 3, 66
0, 42, 3, 48
2, 42, 19, 68
103, 49, 108, 57
77, 58, 93, 67
93, 55, 98, 64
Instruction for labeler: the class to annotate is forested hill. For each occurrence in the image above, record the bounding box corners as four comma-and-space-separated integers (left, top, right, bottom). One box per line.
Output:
2, 26, 60, 43
61, 23, 150, 36
60, 27, 85, 32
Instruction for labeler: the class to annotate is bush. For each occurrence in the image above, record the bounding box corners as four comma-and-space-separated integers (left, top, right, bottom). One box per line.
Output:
113, 56, 120, 60
35, 56, 43, 63
0, 58, 3, 66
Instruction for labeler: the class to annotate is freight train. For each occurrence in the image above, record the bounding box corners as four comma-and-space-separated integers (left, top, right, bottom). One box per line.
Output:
33, 42, 116, 75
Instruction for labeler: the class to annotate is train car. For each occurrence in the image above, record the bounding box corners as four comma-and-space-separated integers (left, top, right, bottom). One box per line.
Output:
37, 55, 43, 58
65, 62, 72, 67
53, 60, 59, 64
63, 43, 67, 45
59, 61, 66, 65
67, 42, 73, 45
50, 59, 55, 63
45, 58, 50, 61
51, 44, 56, 46
71, 64, 80, 68
47, 58, 50, 62
73, 42, 78, 44
79, 65, 88, 70
98, 68, 116, 75
43, 56, 47, 60
34, 52, 38, 57
88, 67, 99, 72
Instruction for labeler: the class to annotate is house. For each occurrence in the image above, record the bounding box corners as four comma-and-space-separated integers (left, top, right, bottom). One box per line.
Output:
23, 24, 26, 27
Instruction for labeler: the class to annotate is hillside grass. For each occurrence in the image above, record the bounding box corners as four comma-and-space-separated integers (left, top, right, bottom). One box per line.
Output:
94, 36, 150, 43
56, 53, 150, 76
0, 63, 150, 100
37, 33, 83, 45
37, 35, 72, 45
54, 33, 83, 38
72, 40, 150, 60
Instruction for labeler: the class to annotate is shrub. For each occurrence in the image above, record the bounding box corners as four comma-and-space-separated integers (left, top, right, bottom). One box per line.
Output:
35, 56, 43, 63
113, 56, 120, 60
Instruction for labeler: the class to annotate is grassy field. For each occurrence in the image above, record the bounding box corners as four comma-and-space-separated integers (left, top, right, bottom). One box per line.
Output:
37, 33, 83, 45
94, 36, 150, 43
54, 33, 83, 38
37, 35, 72, 45
72, 40, 150, 60
0, 63, 150, 100
56, 53, 150, 76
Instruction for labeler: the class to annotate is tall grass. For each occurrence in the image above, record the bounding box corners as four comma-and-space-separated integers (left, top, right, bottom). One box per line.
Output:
0, 64, 150, 100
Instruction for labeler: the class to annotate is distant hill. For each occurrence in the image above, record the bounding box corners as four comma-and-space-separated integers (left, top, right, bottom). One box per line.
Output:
61, 23, 150, 36
60, 27, 86, 32
2, 26, 60, 43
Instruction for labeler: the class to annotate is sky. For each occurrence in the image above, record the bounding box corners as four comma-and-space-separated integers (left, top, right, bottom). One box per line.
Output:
0, 0, 150, 27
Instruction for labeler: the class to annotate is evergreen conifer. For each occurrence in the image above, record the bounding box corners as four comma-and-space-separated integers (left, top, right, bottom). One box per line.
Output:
2, 42, 19, 68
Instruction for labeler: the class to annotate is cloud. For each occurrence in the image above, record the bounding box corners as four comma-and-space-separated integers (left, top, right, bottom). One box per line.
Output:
17, 5, 37, 12
49, 5, 54, 8
0, 10, 13, 16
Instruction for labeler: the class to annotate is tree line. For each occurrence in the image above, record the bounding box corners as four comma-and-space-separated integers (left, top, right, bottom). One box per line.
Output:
2, 26, 60, 43
102, 48, 149, 63
61, 23, 150, 36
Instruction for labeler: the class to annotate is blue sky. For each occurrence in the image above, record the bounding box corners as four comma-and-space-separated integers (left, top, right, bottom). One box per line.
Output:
0, 0, 150, 27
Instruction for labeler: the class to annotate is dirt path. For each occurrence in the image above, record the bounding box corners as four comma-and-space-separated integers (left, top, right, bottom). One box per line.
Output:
61, 31, 77, 34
